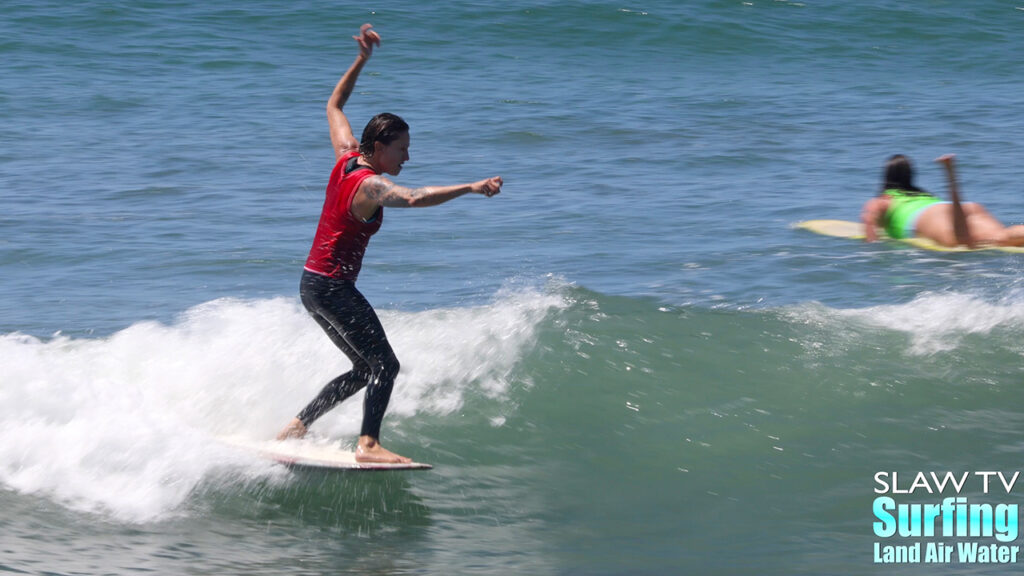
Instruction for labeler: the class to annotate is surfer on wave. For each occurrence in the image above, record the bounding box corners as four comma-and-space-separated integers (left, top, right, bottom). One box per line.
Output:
276, 23, 502, 463
861, 154, 1024, 248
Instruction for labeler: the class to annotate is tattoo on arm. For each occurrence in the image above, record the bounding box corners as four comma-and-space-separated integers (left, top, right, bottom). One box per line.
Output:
364, 176, 432, 206
363, 177, 396, 203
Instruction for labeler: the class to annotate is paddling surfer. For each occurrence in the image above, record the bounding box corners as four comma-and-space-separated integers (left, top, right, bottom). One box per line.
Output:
861, 154, 1024, 248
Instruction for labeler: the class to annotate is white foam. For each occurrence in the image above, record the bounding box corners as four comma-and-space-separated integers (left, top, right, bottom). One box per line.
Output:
786, 291, 1024, 355
0, 285, 566, 522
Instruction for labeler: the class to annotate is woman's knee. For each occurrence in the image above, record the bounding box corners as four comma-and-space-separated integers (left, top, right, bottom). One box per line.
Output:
372, 352, 400, 381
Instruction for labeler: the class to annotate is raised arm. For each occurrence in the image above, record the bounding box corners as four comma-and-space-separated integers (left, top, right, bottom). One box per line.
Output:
936, 153, 974, 248
327, 24, 381, 160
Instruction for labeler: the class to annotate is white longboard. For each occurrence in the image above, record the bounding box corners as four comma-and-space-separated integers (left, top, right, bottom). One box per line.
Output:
222, 436, 432, 471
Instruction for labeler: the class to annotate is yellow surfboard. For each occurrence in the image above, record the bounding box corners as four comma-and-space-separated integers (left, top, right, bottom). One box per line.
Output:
795, 220, 1024, 253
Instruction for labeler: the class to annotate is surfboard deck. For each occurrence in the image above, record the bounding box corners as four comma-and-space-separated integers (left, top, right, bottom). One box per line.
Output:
222, 436, 433, 471
794, 219, 1024, 253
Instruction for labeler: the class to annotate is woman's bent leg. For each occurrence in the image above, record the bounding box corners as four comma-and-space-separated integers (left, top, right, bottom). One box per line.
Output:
283, 273, 408, 462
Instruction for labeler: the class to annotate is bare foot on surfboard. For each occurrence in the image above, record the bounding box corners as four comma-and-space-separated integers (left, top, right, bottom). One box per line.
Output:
356, 436, 412, 464
275, 417, 307, 441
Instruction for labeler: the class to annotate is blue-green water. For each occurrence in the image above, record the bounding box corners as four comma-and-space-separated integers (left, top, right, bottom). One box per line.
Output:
5, 2, 1024, 574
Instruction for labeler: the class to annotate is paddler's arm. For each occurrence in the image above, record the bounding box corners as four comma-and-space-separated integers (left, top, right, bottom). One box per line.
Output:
936, 154, 974, 248
327, 24, 380, 160
860, 196, 889, 242
354, 175, 502, 213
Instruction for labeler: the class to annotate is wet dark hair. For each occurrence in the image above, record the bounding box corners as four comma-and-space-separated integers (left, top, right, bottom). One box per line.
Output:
882, 154, 929, 195
360, 113, 409, 157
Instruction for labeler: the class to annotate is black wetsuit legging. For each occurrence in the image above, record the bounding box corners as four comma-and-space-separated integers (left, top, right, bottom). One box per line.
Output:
296, 270, 400, 439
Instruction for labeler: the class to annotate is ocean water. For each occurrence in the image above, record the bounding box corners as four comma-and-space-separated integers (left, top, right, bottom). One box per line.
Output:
4, 1, 1024, 574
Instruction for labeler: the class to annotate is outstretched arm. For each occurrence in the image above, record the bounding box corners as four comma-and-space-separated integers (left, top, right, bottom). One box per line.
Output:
356, 175, 503, 210
328, 24, 381, 160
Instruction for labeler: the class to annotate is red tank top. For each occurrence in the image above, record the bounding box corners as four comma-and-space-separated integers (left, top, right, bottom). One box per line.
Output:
304, 151, 383, 280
